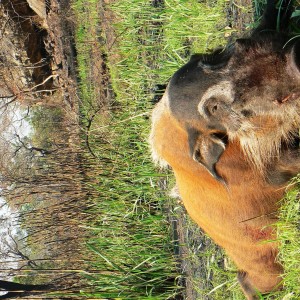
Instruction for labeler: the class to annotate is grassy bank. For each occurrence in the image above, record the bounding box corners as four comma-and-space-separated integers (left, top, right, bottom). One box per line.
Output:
276, 179, 300, 299
72, 0, 300, 299
72, 0, 184, 298
109, 0, 228, 104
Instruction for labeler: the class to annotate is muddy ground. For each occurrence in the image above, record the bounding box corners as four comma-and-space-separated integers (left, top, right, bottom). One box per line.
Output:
0, 0, 254, 299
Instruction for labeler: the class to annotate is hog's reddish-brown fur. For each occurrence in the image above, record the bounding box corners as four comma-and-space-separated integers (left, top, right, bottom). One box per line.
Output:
150, 101, 284, 298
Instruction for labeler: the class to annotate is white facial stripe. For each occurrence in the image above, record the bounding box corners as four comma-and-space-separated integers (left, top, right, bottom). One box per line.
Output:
149, 89, 171, 169
287, 46, 300, 81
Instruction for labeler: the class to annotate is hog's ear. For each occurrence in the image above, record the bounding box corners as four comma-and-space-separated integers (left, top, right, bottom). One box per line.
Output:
187, 128, 226, 182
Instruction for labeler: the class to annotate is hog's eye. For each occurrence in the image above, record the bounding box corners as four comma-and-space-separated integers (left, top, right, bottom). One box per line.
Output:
200, 60, 228, 71
200, 48, 232, 70
241, 109, 253, 117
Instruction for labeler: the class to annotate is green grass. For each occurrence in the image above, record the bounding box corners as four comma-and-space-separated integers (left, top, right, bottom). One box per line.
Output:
248, 183, 300, 300
72, 0, 300, 299
79, 118, 181, 298
109, 0, 227, 105
276, 179, 300, 299
71, 0, 229, 298
72, 0, 98, 101
72, 2, 183, 298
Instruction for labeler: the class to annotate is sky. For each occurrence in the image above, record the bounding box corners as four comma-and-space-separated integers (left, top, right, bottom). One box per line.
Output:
0, 104, 31, 280
0, 196, 27, 280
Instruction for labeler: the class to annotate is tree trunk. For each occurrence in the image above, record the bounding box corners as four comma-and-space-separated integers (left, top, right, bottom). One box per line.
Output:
0, 280, 51, 299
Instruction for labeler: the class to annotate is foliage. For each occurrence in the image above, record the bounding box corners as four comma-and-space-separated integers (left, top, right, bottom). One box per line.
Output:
0, 102, 92, 295
29, 106, 64, 149
72, 0, 185, 298
76, 87, 181, 297
276, 179, 300, 299
109, 0, 227, 106
72, 0, 300, 299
